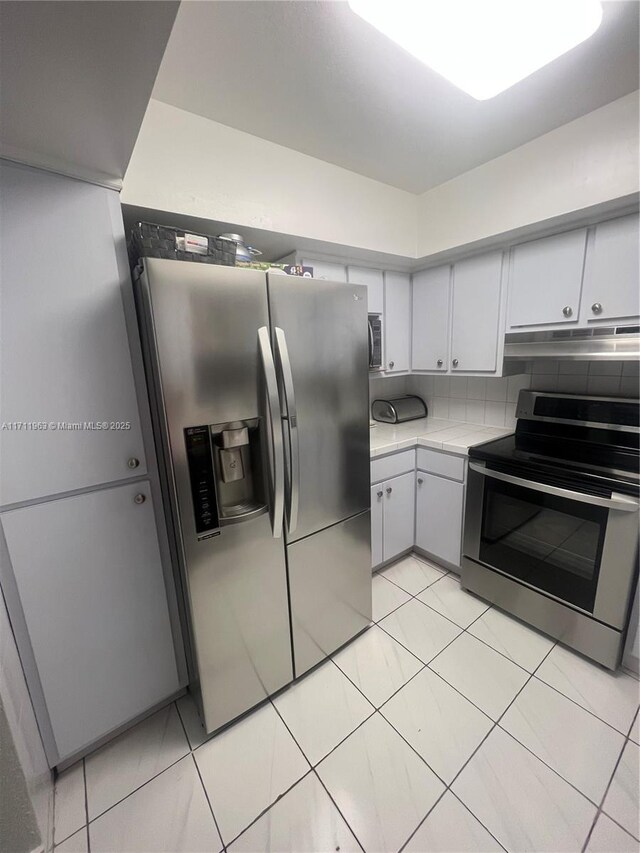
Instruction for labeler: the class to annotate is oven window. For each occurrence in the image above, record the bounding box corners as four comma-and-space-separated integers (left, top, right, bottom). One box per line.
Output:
478, 478, 608, 612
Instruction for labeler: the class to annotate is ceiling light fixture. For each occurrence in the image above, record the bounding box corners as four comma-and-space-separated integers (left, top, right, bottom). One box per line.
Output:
347, 0, 604, 100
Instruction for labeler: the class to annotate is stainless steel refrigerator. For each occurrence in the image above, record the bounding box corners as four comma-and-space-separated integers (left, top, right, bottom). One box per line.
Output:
134, 259, 372, 733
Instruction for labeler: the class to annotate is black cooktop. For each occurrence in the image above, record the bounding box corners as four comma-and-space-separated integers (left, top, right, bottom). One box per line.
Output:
469, 392, 640, 498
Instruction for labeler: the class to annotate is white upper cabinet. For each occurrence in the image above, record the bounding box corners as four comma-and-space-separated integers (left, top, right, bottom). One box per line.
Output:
507, 228, 587, 329
301, 258, 347, 282
1, 480, 180, 762
581, 214, 640, 324
348, 266, 384, 314
450, 252, 503, 373
384, 271, 411, 373
0, 163, 147, 506
412, 265, 451, 371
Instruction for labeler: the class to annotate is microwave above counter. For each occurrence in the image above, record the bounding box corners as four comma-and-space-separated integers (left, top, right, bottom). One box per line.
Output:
368, 313, 382, 371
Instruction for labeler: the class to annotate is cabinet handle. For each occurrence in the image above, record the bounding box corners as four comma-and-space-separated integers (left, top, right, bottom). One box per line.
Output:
127, 457, 140, 469
452, 358, 459, 367
562, 306, 573, 318
386, 486, 392, 494
417, 477, 423, 485
437, 359, 443, 367
388, 360, 394, 369
591, 302, 603, 315
376, 490, 383, 498
134, 493, 146, 505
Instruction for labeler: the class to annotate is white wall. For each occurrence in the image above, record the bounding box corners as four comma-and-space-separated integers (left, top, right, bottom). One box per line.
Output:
0, 590, 53, 850
416, 92, 639, 258
122, 100, 418, 257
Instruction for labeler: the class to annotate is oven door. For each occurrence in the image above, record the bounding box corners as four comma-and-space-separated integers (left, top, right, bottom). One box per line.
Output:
464, 461, 639, 629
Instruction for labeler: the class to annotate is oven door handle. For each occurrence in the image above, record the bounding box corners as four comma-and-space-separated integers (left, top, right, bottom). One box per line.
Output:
468, 462, 640, 512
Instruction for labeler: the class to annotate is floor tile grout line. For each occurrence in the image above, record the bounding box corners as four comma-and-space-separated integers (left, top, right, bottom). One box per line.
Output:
268, 697, 368, 853
83, 750, 191, 829
529, 669, 640, 738
581, 707, 640, 850
190, 751, 229, 852
396, 644, 552, 849
376, 563, 560, 678
82, 759, 90, 853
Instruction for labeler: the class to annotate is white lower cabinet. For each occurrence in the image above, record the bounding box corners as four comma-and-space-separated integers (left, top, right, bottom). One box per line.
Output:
1, 481, 181, 763
370, 471, 415, 568
415, 471, 465, 567
371, 483, 384, 567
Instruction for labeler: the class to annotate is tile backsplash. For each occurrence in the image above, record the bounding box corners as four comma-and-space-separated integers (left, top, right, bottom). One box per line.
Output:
369, 362, 639, 429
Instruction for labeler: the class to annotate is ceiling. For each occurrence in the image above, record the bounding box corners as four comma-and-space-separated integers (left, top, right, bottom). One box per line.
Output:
153, 0, 639, 194
0, 1, 179, 187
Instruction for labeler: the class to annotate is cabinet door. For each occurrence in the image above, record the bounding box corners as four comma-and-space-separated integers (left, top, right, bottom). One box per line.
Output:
415, 472, 464, 567
0, 163, 147, 506
1, 481, 179, 761
371, 483, 384, 568
383, 472, 415, 562
451, 252, 503, 373
412, 265, 451, 371
302, 258, 347, 282
384, 272, 411, 373
348, 266, 384, 314
582, 214, 640, 323
508, 229, 587, 328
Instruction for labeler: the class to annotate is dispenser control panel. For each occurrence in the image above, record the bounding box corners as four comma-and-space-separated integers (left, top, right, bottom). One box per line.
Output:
184, 426, 220, 538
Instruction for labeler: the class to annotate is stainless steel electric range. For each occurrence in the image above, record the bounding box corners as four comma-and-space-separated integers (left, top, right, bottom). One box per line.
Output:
462, 390, 639, 669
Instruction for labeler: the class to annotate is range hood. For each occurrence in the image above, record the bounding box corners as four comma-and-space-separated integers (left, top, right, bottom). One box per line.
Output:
504, 326, 640, 361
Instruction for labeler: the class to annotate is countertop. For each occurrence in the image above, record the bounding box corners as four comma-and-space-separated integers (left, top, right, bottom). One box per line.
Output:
370, 417, 513, 458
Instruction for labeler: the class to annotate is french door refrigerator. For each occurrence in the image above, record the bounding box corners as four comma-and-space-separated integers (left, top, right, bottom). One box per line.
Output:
134, 259, 372, 733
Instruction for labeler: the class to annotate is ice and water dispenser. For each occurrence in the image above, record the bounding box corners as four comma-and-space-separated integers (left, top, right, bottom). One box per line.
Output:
184, 419, 266, 539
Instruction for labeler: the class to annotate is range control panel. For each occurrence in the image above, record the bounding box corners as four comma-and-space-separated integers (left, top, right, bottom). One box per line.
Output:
184, 426, 220, 538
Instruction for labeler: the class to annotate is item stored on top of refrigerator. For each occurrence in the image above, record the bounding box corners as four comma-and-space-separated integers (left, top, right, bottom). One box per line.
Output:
128, 222, 236, 270
372, 395, 428, 424
217, 233, 262, 264
235, 261, 314, 277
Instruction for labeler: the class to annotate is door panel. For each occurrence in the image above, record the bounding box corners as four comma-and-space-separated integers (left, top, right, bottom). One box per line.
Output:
268, 275, 370, 543
416, 472, 464, 567
383, 472, 415, 561
0, 163, 146, 506
347, 266, 384, 314
141, 262, 294, 732
412, 266, 450, 371
1, 482, 178, 761
384, 272, 411, 373
582, 214, 640, 323
288, 510, 372, 676
508, 229, 586, 328
451, 253, 503, 372
371, 484, 383, 568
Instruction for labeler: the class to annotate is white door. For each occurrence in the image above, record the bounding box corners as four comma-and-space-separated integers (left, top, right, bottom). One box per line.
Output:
302, 258, 347, 282
0, 163, 147, 506
384, 272, 411, 373
1, 481, 180, 762
582, 214, 640, 323
348, 266, 384, 314
508, 229, 587, 328
371, 483, 384, 568
451, 252, 503, 373
412, 265, 451, 371
415, 472, 464, 567
383, 472, 415, 562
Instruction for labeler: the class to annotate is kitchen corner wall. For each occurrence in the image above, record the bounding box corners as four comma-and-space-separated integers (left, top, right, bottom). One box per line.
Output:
370, 361, 640, 429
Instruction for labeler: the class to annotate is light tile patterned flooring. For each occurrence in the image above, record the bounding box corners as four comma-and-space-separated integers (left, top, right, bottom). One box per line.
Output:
53, 553, 640, 853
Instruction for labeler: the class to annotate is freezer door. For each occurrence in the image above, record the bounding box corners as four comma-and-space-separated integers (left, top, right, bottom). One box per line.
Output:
138, 260, 293, 732
268, 274, 370, 543
287, 510, 372, 676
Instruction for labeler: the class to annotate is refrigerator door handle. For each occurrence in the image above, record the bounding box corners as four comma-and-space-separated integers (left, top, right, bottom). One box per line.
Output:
258, 326, 284, 538
274, 327, 300, 534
